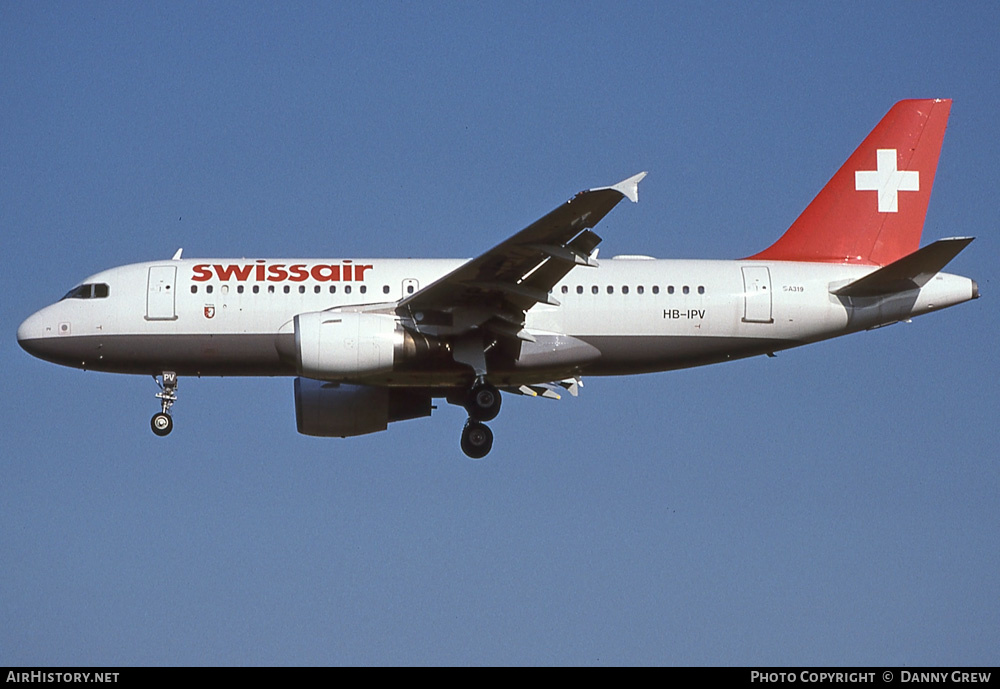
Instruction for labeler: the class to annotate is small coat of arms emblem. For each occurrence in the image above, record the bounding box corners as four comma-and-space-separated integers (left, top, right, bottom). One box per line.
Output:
204, 305, 215, 319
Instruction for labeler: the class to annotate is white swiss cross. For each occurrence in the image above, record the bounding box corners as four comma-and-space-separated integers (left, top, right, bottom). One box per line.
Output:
854, 149, 919, 213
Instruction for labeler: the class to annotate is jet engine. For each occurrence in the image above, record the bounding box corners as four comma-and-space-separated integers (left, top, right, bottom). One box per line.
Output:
294, 311, 398, 379
294, 377, 432, 437
283, 311, 447, 380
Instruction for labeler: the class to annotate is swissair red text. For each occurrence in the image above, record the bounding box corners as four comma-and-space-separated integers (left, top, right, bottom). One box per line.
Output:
192, 261, 373, 283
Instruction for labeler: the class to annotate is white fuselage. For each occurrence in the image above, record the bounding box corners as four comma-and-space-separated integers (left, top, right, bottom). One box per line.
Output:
16, 256, 977, 389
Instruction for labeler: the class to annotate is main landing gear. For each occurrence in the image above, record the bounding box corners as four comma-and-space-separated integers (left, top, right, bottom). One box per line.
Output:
151, 371, 177, 437
460, 381, 501, 459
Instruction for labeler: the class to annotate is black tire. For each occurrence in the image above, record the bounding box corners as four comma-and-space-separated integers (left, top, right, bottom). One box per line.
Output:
151, 412, 173, 437
460, 421, 494, 459
466, 383, 501, 422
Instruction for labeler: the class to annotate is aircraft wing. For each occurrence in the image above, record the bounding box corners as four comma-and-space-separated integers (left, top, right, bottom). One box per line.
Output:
396, 173, 646, 345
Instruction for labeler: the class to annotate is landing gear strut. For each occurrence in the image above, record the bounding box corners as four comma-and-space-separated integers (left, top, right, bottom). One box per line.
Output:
459, 380, 500, 458
151, 371, 177, 437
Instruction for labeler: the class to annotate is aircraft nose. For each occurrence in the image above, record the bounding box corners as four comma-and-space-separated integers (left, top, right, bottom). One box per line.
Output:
17, 305, 92, 368
17, 309, 51, 357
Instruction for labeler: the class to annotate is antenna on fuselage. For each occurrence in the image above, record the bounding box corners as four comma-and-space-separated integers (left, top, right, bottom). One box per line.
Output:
171, 248, 183, 260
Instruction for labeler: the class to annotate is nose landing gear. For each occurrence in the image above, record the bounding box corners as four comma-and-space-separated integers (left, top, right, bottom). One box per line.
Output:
151, 371, 177, 437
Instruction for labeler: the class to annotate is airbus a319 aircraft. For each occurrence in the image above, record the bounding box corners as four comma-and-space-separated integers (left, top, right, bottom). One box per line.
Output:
17, 99, 978, 458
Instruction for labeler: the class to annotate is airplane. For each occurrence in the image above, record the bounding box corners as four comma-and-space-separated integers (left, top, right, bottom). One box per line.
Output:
17, 99, 978, 458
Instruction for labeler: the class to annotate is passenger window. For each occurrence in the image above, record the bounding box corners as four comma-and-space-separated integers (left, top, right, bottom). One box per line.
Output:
652, 286, 659, 295
667, 286, 674, 295
637, 286, 644, 294
591, 286, 598, 294
253, 285, 260, 294
360, 285, 367, 294
329, 286, 336, 293
268, 285, 275, 294
206, 285, 213, 294
221, 285, 229, 295
345, 286, 352, 294
191, 286, 198, 294
383, 285, 390, 294
607, 285, 614, 294
299, 285, 305, 294
237, 285, 244, 294
283, 285, 290, 294
561, 285, 568, 294
622, 286, 629, 295
314, 286, 321, 294
698, 286, 705, 294
576, 286, 583, 294
683, 286, 690, 295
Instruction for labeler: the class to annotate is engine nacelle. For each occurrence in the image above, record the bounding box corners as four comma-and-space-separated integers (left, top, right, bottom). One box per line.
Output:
278, 310, 451, 380
294, 377, 432, 437
295, 311, 401, 380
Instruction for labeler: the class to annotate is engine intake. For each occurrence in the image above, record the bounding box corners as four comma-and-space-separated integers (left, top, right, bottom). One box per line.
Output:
275, 310, 451, 380
295, 311, 399, 379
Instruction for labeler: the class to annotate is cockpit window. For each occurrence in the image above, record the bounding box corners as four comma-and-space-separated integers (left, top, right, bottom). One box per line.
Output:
61, 283, 110, 300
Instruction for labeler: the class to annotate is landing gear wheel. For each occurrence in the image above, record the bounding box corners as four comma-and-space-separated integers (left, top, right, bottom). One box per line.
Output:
461, 421, 494, 459
151, 412, 173, 436
466, 383, 501, 422
152, 371, 178, 436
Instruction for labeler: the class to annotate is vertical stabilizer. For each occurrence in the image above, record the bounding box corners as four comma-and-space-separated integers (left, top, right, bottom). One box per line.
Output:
749, 99, 951, 266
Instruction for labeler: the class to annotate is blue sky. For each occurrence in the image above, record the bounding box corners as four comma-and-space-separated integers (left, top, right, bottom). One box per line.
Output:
2, 2, 997, 665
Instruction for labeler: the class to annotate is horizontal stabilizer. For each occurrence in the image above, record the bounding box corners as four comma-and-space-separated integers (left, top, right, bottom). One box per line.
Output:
832, 237, 974, 298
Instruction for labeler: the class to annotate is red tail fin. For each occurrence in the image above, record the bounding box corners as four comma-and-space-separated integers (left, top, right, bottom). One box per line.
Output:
749, 99, 951, 266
